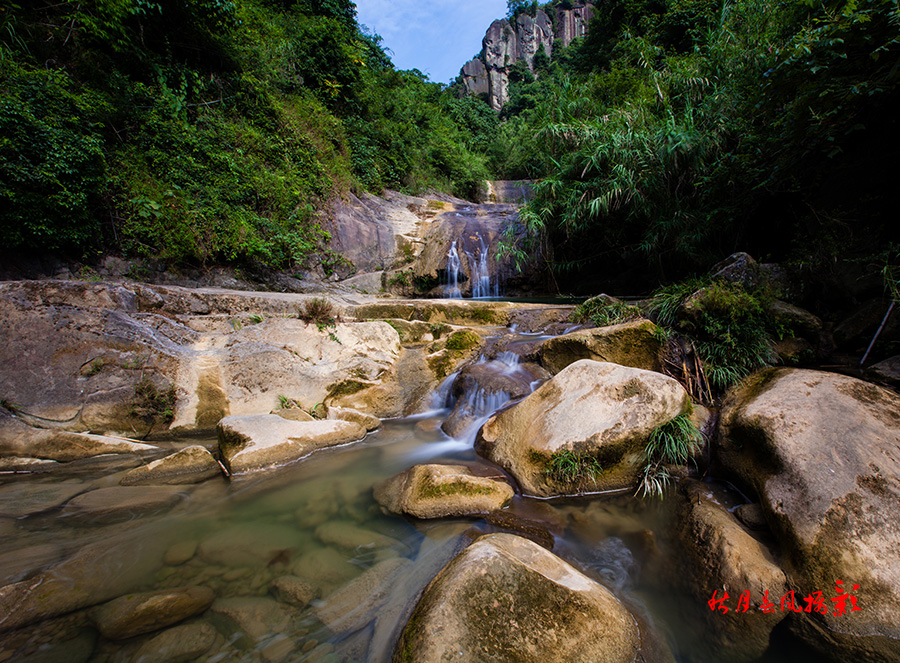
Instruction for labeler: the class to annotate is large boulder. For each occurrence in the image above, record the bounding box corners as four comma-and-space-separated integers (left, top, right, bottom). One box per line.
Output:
393, 533, 640, 663
216, 415, 366, 474
374, 464, 514, 519
866, 354, 900, 388
476, 360, 690, 497
719, 368, 900, 662
538, 320, 662, 374
670, 480, 789, 662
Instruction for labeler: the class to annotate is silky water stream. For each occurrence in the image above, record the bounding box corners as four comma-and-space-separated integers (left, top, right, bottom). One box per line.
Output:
0, 327, 828, 663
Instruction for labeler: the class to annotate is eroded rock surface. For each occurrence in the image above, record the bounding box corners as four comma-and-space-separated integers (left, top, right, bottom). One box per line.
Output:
394, 533, 640, 663
719, 368, 900, 661
476, 360, 690, 496
120, 445, 222, 485
90, 586, 215, 640
539, 319, 663, 374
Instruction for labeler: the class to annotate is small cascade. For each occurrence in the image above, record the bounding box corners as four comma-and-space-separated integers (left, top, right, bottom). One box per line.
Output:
468, 234, 499, 299
496, 351, 521, 372
445, 240, 462, 298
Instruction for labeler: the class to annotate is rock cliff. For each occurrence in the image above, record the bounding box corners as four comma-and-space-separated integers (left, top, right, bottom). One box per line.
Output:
461, 2, 595, 110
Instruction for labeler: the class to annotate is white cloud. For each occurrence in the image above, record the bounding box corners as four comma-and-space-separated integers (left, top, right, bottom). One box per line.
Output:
355, 0, 507, 83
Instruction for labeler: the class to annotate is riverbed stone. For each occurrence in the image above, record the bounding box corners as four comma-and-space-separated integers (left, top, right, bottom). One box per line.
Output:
374, 464, 514, 519
314, 521, 404, 552
62, 486, 184, 523
475, 360, 691, 497
538, 319, 663, 374
0, 480, 88, 518
208, 596, 291, 647
132, 621, 218, 663
0, 543, 64, 584
291, 547, 360, 594
671, 480, 789, 662
394, 533, 641, 663
327, 406, 381, 432
198, 523, 304, 568
270, 575, 317, 607
216, 415, 366, 474
91, 586, 215, 640
120, 445, 222, 485
315, 557, 412, 634
718, 368, 900, 661
165, 540, 199, 566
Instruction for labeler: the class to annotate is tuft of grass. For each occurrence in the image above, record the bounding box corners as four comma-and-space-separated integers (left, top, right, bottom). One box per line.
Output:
543, 449, 603, 484
572, 298, 642, 327
637, 413, 705, 499
299, 298, 338, 326
248, 314, 264, 324
429, 323, 451, 339
83, 357, 106, 376
277, 395, 302, 409
130, 378, 176, 424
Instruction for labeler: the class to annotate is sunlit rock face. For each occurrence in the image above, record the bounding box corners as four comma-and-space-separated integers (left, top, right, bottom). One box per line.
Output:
460, 2, 595, 111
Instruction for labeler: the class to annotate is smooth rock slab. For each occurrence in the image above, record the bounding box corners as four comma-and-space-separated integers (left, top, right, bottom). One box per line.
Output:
61, 486, 184, 523
120, 446, 222, 485
394, 533, 640, 663
327, 406, 381, 432
91, 586, 215, 640
314, 521, 404, 552
217, 415, 366, 474
374, 464, 514, 519
539, 319, 662, 374
0, 480, 87, 518
198, 523, 304, 568
476, 360, 690, 497
209, 596, 291, 647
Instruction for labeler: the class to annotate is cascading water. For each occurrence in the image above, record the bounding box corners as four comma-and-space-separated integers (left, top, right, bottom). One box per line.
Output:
468, 234, 499, 299
446, 240, 462, 298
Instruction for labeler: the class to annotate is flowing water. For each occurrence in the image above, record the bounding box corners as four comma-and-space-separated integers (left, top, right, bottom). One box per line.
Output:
0, 325, 832, 663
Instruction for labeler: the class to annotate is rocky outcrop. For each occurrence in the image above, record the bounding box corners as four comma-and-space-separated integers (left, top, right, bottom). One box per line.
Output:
866, 354, 900, 388
374, 464, 514, 519
216, 415, 366, 474
476, 360, 690, 496
394, 533, 640, 663
671, 480, 789, 662
120, 445, 222, 485
539, 319, 663, 374
718, 368, 900, 662
461, 3, 595, 110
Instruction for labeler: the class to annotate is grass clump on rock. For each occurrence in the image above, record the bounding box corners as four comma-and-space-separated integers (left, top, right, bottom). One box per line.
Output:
572, 297, 642, 327
544, 449, 604, 484
130, 378, 177, 425
444, 330, 481, 352
637, 413, 705, 499
299, 298, 338, 327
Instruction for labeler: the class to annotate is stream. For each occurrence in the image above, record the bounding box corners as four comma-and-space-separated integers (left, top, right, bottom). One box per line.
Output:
0, 321, 829, 663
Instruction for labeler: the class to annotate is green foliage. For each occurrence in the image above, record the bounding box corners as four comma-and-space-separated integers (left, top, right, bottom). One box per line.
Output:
130, 378, 177, 424
444, 330, 481, 352
638, 412, 704, 499
298, 297, 337, 326
572, 297, 642, 326
543, 449, 603, 484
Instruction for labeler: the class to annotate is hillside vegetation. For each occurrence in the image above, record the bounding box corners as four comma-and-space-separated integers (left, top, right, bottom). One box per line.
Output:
487, 0, 900, 292
0, 0, 498, 270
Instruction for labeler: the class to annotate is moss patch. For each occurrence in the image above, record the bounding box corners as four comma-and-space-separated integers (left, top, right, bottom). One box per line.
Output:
445, 330, 481, 352
327, 379, 370, 399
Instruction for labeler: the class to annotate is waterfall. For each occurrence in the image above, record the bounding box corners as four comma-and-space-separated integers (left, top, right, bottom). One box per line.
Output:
468, 234, 499, 299
446, 240, 461, 298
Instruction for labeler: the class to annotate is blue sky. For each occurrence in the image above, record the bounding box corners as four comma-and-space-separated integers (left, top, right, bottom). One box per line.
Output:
354, 0, 508, 85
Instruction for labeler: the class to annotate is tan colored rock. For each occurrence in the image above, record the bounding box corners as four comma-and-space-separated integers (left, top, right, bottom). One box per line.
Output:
208, 596, 290, 646
719, 368, 900, 661
314, 521, 404, 552
165, 540, 199, 566
62, 486, 185, 523
273, 408, 314, 422
91, 586, 215, 640
315, 558, 412, 634
216, 415, 366, 474
375, 464, 514, 519
394, 533, 640, 663
120, 446, 221, 485
291, 548, 360, 593
0, 480, 88, 518
476, 360, 690, 497
672, 480, 789, 662
133, 621, 217, 663
539, 319, 662, 374
270, 575, 317, 607
327, 406, 381, 432
198, 523, 304, 568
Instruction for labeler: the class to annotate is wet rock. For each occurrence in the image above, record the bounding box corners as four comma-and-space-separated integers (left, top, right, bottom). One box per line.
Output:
120, 446, 222, 485
866, 354, 900, 388
374, 464, 514, 519
91, 586, 215, 640
773, 336, 813, 363
270, 575, 317, 608
315, 557, 412, 634
0, 457, 59, 472
719, 368, 900, 661
0, 480, 88, 518
314, 521, 404, 552
132, 621, 217, 663
0, 543, 63, 584
327, 406, 381, 432
291, 548, 360, 594
164, 540, 198, 566
710, 252, 761, 288
671, 480, 789, 662
539, 319, 663, 374
199, 523, 304, 568
768, 299, 823, 338
476, 360, 690, 497
62, 486, 184, 524
208, 596, 290, 647
217, 415, 366, 474
734, 503, 768, 531
394, 533, 640, 663
508, 307, 574, 333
